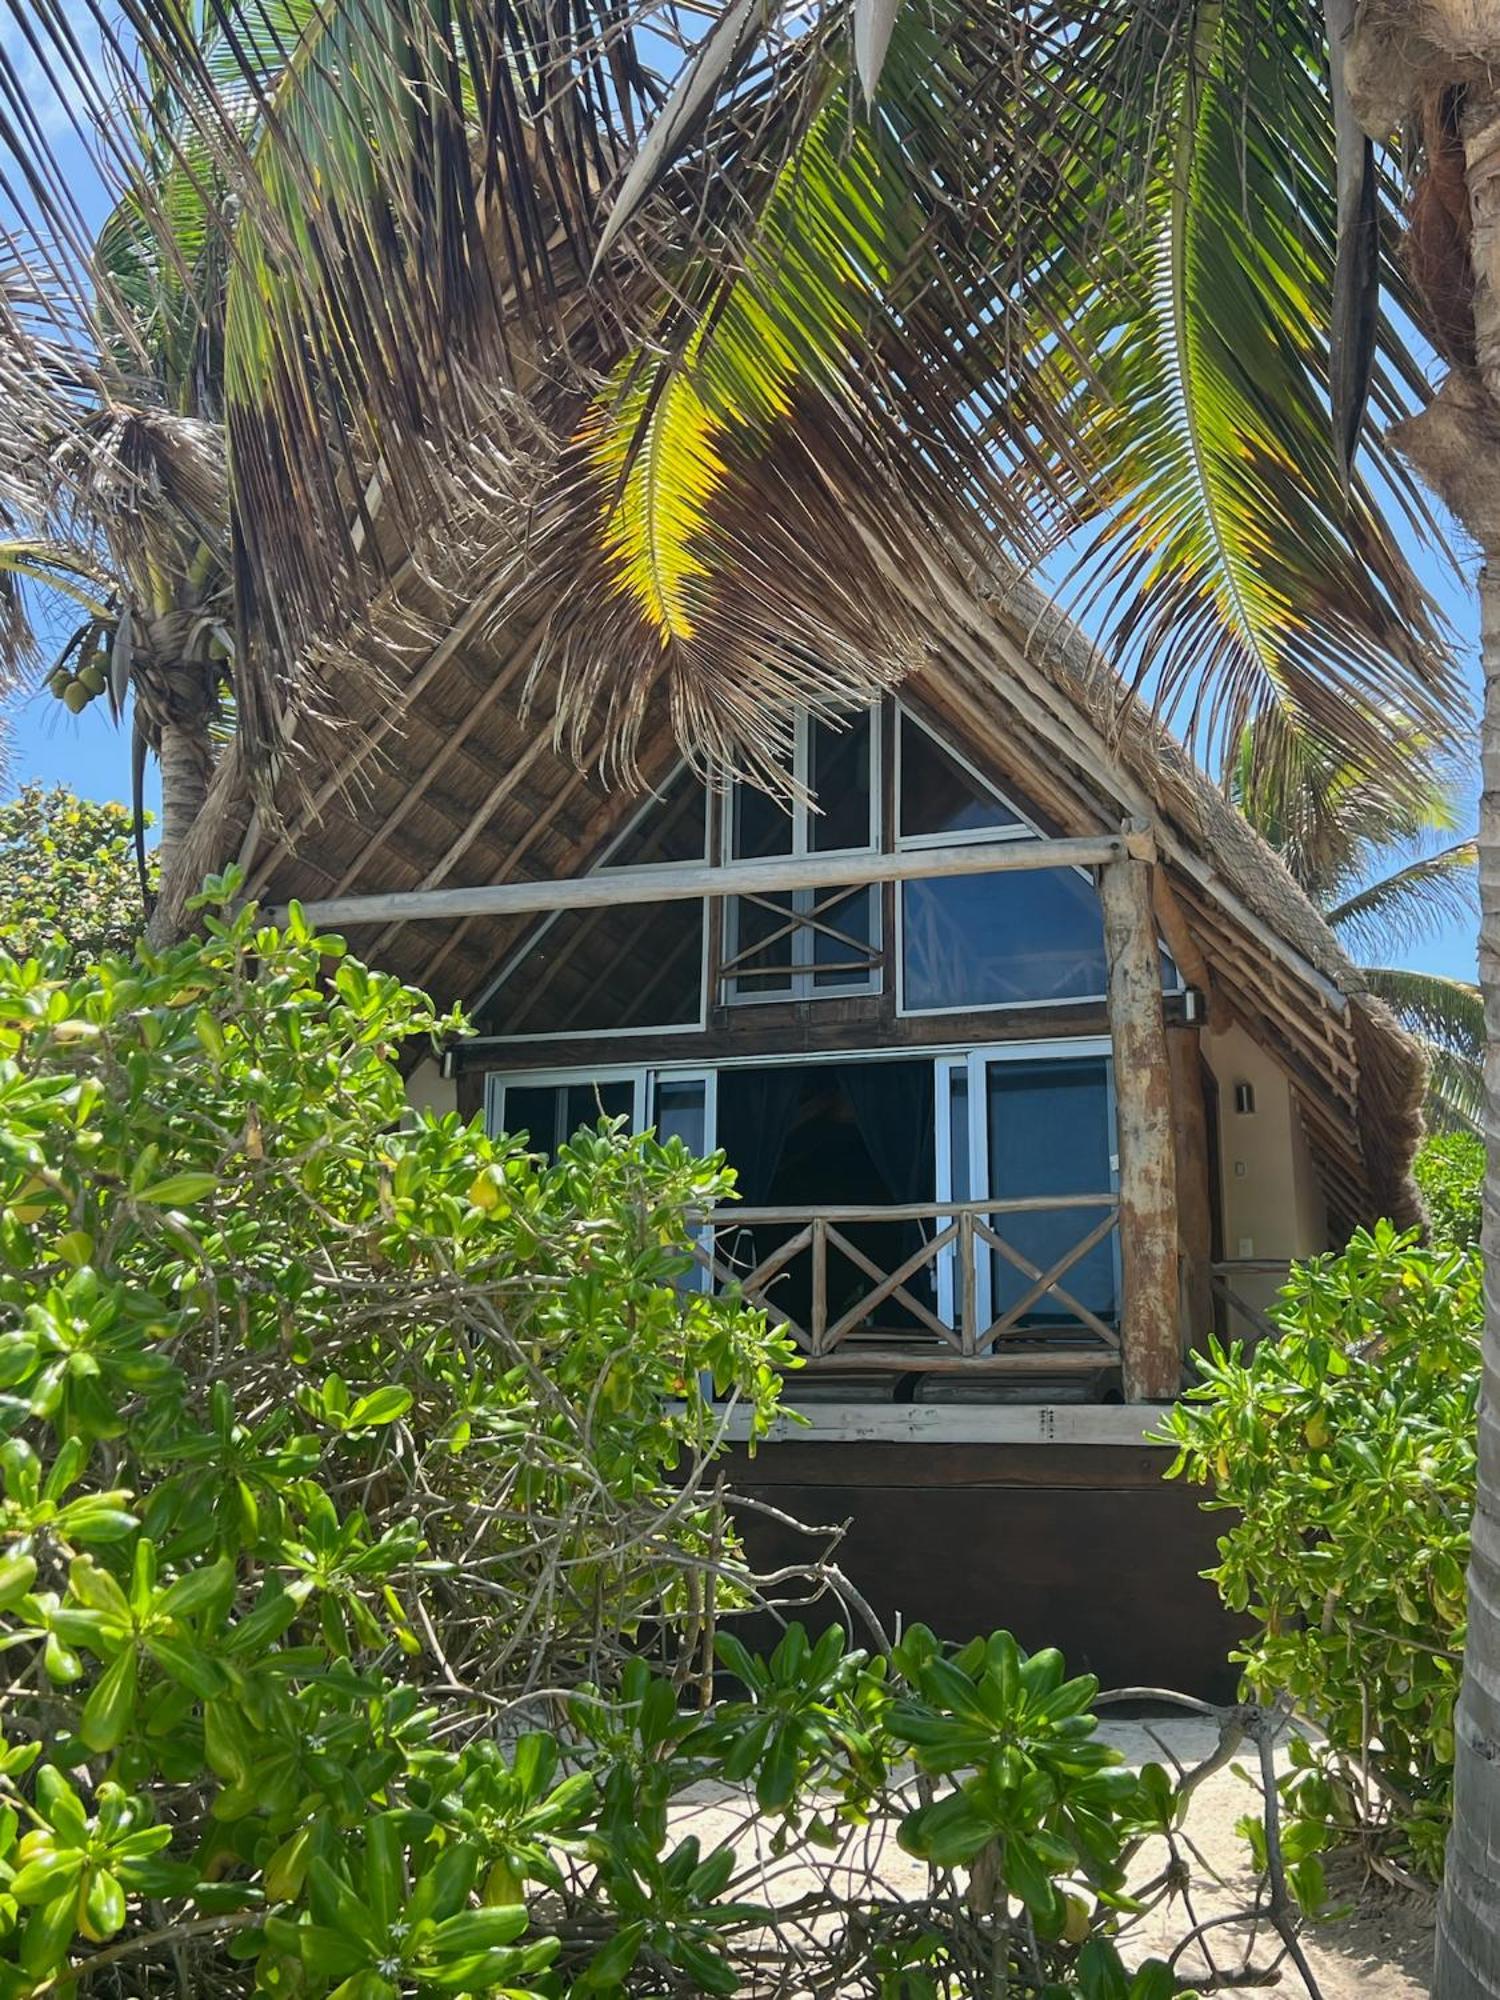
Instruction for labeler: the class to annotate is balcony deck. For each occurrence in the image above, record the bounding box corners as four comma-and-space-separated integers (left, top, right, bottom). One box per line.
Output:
692, 1194, 1122, 1377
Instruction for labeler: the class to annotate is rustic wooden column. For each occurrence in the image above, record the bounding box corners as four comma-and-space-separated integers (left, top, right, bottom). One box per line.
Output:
1099, 846, 1181, 1402
1166, 1023, 1214, 1356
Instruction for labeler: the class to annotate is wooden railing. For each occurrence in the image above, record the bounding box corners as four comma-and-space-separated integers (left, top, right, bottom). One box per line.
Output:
1208, 1258, 1291, 1347
689, 1196, 1121, 1374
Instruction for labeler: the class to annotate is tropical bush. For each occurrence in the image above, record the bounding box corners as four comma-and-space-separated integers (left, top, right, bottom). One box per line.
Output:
0, 881, 1181, 1999
1414, 1129, 1484, 1253
0, 784, 154, 962
1160, 1222, 1479, 1884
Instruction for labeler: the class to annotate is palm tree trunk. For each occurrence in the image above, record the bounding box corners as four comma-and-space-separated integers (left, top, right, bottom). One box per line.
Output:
147, 696, 216, 948
1432, 560, 1500, 1998
1343, 16, 1500, 1989
1429, 70, 1500, 2000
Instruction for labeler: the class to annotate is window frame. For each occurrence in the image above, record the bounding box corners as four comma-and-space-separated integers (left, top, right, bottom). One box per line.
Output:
933, 1037, 1121, 1329
893, 700, 1036, 852
471, 770, 712, 1042
893, 704, 1182, 1017
484, 1064, 718, 1153
720, 706, 884, 1006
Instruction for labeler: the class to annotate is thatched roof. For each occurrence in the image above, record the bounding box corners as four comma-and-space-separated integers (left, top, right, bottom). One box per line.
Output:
241, 539, 1426, 1242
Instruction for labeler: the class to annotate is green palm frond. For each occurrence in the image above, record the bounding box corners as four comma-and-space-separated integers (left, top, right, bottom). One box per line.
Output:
1419, 1048, 1485, 1135
1226, 706, 1468, 911
1363, 965, 1483, 1056
1028, 1, 1454, 776
584, 0, 1463, 779
1326, 841, 1477, 958
583, 99, 915, 648
1364, 965, 1483, 1133
0, 541, 112, 624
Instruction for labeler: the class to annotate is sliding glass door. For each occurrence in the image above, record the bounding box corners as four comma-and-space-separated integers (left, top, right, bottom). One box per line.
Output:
935, 1042, 1119, 1334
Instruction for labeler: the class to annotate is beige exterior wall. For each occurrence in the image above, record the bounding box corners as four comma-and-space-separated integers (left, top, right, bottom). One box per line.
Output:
406, 1056, 458, 1120
1202, 1018, 1327, 1331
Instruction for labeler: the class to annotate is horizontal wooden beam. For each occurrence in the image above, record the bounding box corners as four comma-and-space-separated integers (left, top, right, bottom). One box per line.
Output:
709, 1403, 1172, 1446
267, 834, 1128, 929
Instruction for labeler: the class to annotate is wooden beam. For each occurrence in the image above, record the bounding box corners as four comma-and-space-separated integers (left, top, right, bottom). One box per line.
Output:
268, 833, 1127, 929
713, 1403, 1171, 1446
1100, 855, 1181, 1402
1152, 869, 1212, 997
1166, 1024, 1215, 1358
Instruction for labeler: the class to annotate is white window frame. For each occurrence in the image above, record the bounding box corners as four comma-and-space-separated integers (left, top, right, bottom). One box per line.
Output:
721, 707, 883, 1006
893, 700, 1039, 852
486, 1065, 651, 1149
893, 705, 1182, 1017
487, 1067, 719, 1309
933, 1037, 1121, 1329
484, 1065, 718, 1152
471, 770, 712, 1042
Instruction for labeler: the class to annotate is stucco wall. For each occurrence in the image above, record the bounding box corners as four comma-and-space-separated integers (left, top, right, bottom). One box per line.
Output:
406, 1056, 458, 1120
1202, 1018, 1327, 1328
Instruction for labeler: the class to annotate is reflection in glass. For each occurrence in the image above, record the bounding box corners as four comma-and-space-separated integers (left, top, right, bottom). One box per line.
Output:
985, 1058, 1116, 1326
903, 869, 1109, 1010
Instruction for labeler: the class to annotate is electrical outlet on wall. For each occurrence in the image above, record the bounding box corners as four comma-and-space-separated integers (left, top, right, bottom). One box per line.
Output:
1238, 1236, 1254, 1258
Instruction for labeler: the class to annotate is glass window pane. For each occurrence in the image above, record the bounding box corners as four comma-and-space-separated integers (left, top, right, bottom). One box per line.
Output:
809, 712, 873, 852
986, 1058, 1116, 1325
604, 765, 708, 866
900, 712, 1020, 840
902, 869, 1108, 1010
655, 1077, 708, 1156
948, 1070, 970, 1203
732, 778, 793, 860
500, 1085, 557, 1151
811, 884, 877, 990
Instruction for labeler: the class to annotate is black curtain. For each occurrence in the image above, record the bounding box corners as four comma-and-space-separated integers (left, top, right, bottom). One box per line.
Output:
844, 1061, 937, 1305
716, 1067, 808, 1206
843, 1061, 935, 1205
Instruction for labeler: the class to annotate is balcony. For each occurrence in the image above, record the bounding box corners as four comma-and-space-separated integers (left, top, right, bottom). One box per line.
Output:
690, 1194, 1122, 1378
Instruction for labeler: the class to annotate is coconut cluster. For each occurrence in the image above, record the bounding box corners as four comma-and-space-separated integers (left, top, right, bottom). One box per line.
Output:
47, 652, 108, 714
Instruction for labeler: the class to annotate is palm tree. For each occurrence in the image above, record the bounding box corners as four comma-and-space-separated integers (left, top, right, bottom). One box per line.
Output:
0, 0, 673, 932
0, 302, 229, 923
1227, 722, 1482, 1131
1, 0, 1498, 1990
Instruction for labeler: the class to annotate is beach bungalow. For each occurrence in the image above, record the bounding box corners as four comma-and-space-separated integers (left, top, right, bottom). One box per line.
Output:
255, 571, 1424, 1690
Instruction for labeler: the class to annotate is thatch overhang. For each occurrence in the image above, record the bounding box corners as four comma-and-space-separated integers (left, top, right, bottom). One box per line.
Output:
241, 546, 1427, 1245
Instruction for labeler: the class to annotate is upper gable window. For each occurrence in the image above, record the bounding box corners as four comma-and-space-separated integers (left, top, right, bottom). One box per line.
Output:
893, 708, 1178, 1014
897, 709, 1024, 843
472, 765, 708, 1039
722, 708, 881, 1004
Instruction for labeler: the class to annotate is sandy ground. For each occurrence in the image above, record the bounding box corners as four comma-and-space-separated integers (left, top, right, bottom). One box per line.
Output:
674, 1712, 1435, 1997
1104, 1716, 1433, 1999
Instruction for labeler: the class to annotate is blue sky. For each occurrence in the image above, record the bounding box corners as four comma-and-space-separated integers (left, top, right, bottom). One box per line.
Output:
0, 22, 1483, 985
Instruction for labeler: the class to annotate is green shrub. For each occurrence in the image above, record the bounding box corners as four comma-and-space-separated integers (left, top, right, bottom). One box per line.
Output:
1414, 1129, 1484, 1253
1160, 1222, 1478, 1883
0, 785, 155, 962
0, 879, 1179, 1998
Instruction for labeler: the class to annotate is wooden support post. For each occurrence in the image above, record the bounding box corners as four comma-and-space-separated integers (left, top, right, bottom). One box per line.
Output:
1100, 853, 1181, 1402
1166, 1023, 1214, 1359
